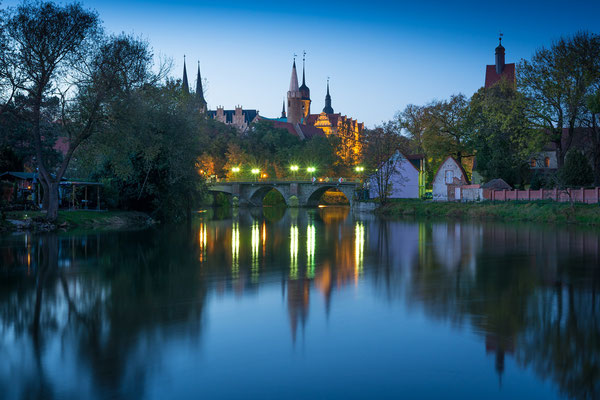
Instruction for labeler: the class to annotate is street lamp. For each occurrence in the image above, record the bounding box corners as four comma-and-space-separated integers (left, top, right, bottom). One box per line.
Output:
355, 166, 364, 173
251, 168, 260, 182
231, 167, 240, 181
290, 165, 299, 180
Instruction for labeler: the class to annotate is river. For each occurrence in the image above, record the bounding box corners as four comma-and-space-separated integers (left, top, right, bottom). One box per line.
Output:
1, 207, 599, 399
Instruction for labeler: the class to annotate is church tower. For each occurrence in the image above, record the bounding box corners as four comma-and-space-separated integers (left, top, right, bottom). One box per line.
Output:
195, 61, 207, 112
299, 52, 311, 119
287, 59, 303, 124
495, 35, 505, 74
323, 78, 334, 114
182, 56, 190, 95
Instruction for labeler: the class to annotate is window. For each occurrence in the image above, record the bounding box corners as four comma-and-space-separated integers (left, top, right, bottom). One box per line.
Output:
445, 170, 454, 184
530, 159, 537, 168
544, 157, 550, 168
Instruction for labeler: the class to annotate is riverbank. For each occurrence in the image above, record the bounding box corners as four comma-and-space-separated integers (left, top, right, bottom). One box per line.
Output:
376, 200, 600, 225
1, 210, 154, 233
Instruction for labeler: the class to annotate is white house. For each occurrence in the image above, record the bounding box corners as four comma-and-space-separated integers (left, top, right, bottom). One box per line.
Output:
369, 150, 423, 200
432, 156, 469, 201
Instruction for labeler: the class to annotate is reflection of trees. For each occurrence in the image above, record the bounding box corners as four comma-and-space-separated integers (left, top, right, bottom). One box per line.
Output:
0, 227, 208, 400
406, 221, 600, 398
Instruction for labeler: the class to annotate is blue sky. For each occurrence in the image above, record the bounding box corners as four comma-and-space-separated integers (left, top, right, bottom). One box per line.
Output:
3, 0, 600, 126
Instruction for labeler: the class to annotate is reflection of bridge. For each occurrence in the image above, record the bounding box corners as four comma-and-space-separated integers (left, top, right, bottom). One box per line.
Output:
208, 180, 359, 207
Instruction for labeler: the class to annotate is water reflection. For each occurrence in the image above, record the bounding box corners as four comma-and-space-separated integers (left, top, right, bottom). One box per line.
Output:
1, 209, 599, 399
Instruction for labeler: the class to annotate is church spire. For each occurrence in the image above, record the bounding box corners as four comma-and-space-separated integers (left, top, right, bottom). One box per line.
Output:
302, 51, 306, 87
281, 99, 286, 118
289, 58, 299, 93
182, 55, 189, 94
495, 33, 505, 74
196, 61, 207, 110
323, 78, 334, 114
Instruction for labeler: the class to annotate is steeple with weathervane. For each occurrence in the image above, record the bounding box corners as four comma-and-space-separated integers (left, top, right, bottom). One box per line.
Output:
287, 55, 303, 124
299, 51, 311, 118
323, 78, 334, 114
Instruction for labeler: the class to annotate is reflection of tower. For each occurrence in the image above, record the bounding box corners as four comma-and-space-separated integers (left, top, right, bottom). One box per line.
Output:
287, 278, 310, 343
299, 51, 311, 119
485, 333, 515, 387
287, 58, 303, 124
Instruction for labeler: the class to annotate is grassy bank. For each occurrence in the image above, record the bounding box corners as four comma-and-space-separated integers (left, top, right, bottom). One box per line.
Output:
1, 210, 154, 232
377, 199, 600, 225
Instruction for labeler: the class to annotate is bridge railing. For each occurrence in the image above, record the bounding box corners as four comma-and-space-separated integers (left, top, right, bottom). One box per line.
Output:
207, 178, 362, 185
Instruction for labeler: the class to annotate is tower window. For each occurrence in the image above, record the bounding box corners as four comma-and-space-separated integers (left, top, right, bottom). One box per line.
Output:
544, 157, 550, 167
530, 159, 537, 168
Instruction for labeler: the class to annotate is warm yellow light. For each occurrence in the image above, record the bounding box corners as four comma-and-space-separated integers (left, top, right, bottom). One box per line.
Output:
232, 167, 240, 173
355, 166, 364, 172
251, 168, 260, 174
307, 167, 316, 173
290, 165, 299, 171
261, 173, 268, 178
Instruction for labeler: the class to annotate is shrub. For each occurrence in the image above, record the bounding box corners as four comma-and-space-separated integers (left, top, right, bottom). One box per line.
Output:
558, 151, 593, 187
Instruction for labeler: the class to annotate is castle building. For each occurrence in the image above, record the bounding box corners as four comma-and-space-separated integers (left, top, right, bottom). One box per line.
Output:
282, 58, 365, 164
182, 56, 259, 132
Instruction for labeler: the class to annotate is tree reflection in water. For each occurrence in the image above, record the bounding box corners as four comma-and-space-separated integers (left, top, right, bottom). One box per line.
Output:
0, 210, 598, 399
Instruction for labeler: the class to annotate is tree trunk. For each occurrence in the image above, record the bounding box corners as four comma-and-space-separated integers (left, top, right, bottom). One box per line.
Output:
46, 181, 60, 221
40, 179, 49, 210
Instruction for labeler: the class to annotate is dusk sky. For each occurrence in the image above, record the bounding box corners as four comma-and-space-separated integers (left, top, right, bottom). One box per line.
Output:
5, 0, 600, 127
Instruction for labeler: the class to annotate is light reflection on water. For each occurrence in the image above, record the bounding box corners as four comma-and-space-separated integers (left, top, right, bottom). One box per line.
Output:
0, 207, 599, 400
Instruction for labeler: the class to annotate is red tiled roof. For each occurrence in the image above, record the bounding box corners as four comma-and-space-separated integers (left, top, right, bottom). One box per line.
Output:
270, 120, 325, 140
484, 63, 516, 88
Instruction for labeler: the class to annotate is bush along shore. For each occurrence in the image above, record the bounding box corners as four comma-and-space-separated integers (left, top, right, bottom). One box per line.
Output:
376, 199, 600, 225
0, 210, 155, 233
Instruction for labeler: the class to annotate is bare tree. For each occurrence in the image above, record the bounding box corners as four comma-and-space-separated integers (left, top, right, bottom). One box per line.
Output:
364, 123, 405, 204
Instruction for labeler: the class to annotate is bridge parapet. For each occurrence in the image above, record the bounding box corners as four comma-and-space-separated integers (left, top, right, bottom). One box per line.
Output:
207, 181, 359, 207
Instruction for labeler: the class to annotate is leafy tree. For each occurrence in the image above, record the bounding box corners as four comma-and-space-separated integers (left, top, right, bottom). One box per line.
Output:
76, 80, 205, 222
466, 79, 543, 186
558, 150, 593, 187
422, 94, 472, 176
519, 31, 600, 168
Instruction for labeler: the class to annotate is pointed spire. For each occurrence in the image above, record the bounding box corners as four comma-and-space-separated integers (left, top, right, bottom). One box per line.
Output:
302, 51, 306, 86
182, 55, 189, 94
495, 33, 505, 74
323, 77, 333, 114
281, 99, 286, 118
289, 57, 299, 93
196, 61, 207, 108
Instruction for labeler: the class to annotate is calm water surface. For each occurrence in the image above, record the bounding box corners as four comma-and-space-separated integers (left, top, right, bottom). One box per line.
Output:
1, 207, 599, 400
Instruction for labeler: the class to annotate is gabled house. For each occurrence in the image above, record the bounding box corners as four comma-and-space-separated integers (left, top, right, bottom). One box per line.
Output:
432, 157, 469, 201
368, 151, 424, 200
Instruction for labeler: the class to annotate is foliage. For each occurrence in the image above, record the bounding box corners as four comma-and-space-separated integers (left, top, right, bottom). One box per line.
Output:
466, 79, 543, 186
75, 80, 206, 222
518, 31, 600, 169
558, 150, 593, 187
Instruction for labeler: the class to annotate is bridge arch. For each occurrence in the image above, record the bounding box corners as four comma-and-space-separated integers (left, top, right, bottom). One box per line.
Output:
305, 185, 352, 207
248, 185, 288, 207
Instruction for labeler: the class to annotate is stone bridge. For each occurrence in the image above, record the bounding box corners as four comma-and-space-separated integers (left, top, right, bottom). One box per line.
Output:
208, 181, 359, 207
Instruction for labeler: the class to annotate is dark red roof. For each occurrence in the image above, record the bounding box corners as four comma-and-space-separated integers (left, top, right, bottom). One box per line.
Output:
270, 120, 325, 140
484, 63, 516, 88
